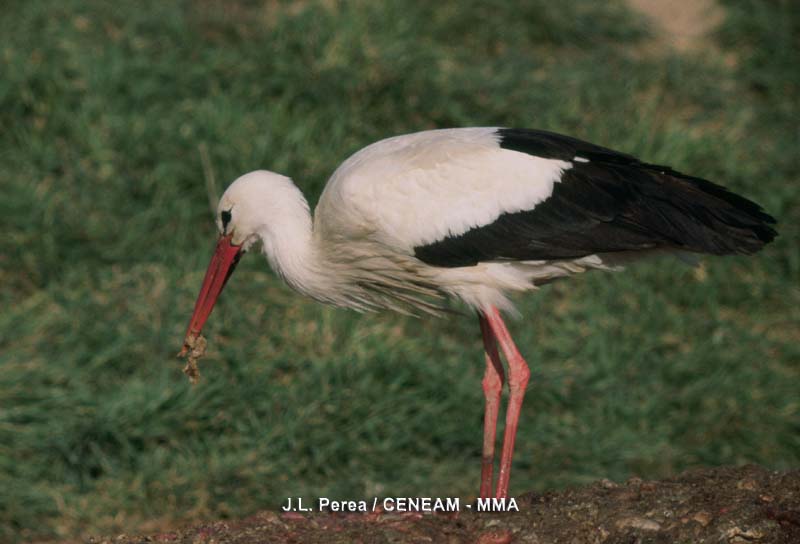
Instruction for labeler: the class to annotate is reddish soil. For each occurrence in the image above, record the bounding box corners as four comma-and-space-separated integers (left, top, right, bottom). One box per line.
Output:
91, 465, 800, 544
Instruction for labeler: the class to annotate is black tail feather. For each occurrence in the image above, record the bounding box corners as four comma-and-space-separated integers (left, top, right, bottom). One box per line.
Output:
638, 162, 778, 255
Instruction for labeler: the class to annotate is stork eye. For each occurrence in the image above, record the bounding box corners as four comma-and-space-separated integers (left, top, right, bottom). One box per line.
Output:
221, 210, 232, 231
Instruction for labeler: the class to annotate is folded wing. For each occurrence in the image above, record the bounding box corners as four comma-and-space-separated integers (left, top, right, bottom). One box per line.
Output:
414, 128, 777, 267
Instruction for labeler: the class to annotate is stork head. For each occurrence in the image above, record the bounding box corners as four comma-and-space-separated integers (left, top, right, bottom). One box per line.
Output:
179, 170, 300, 356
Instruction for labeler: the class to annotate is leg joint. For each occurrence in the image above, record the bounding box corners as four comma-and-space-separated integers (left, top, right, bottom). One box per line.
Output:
507, 362, 530, 392
482, 373, 503, 396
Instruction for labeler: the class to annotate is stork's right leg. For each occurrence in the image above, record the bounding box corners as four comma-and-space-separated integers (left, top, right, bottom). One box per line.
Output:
478, 313, 505, 499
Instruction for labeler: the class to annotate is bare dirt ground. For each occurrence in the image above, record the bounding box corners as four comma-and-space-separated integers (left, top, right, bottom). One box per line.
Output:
626, 0, 725, 51
92, 465, 799, 544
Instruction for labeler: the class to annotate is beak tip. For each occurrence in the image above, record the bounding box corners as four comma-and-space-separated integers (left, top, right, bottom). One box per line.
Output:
178, 332, 196, 358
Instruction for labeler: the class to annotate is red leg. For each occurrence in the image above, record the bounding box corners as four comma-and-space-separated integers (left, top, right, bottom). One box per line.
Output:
484, 306, 531, 499
478, 313, 505, 499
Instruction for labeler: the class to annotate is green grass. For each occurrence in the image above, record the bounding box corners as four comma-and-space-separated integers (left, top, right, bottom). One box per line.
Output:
1, 0, 798, 541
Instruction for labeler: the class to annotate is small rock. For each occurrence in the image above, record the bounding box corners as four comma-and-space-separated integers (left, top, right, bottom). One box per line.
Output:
476, 529, 513, 544
736, 478, 758, 491
599, 478, 618, 489
724, 527, 763, 542
615, 516, 662, 531
692, 511, 712, 527
253, 511, 279, 523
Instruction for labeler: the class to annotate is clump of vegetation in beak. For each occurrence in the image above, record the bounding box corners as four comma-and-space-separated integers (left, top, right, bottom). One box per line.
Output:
180, 334, 207, 384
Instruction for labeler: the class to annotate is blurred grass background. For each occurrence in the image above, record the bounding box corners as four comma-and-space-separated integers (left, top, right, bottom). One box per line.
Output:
1, 0, 798, 541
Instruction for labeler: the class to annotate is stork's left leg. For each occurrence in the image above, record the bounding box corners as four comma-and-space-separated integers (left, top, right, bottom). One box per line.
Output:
483, 306, 530, 499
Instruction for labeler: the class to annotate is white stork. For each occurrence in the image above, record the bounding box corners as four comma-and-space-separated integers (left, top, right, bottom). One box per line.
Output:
179, 127, 776, 499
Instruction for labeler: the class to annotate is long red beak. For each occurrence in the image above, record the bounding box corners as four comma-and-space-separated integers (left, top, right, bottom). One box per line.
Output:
179, 233, 243, 357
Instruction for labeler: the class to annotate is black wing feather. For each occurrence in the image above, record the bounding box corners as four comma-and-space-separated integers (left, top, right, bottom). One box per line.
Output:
414, 128, 777, 268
